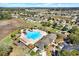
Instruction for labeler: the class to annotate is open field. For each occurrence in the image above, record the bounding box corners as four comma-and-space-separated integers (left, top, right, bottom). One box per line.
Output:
0, 19, 24, 40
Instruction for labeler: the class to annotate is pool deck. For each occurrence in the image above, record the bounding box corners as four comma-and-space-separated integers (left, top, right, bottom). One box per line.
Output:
20, 29, 47, 45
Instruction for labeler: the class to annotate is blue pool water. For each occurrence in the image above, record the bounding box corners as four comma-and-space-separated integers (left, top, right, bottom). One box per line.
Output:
25, 31, 42, 40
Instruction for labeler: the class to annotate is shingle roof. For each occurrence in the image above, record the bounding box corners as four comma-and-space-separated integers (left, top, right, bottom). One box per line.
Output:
35, 33, 57, 50
62, 43, 79, 51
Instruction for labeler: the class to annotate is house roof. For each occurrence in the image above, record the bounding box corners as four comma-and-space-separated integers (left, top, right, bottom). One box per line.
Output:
35, 33, 57, 50
62, 43, 79, 51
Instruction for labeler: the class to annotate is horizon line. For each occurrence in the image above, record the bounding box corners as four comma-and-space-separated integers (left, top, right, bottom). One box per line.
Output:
0, 3, 79, 7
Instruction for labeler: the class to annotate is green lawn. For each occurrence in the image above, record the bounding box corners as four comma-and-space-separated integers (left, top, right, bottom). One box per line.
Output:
2, 36, 12, 45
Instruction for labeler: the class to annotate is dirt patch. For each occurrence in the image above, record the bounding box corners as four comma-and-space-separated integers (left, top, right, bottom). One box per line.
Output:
0, 19, 24, 40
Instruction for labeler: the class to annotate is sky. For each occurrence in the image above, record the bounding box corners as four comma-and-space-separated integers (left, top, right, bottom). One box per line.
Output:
0, 3, 79, 7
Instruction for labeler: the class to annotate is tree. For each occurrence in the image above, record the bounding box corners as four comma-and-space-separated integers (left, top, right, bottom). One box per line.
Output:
52, 22, 57, 28
68, 26, 78, 33
68, 33, 79, 44
62, 25, 68, 31
30, 50, 37, 56
68, 26, 79, 44
60, 50, 70, 56
60, 50, 79, 56
41, 21, 51, 27
44, 45, 48, 49
70, 50, 79, 56
0, 12, 12, 20
0, 44, 13, 56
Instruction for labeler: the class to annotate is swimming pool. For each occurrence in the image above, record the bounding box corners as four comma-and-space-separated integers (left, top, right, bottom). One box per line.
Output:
25, 31, 42, 40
